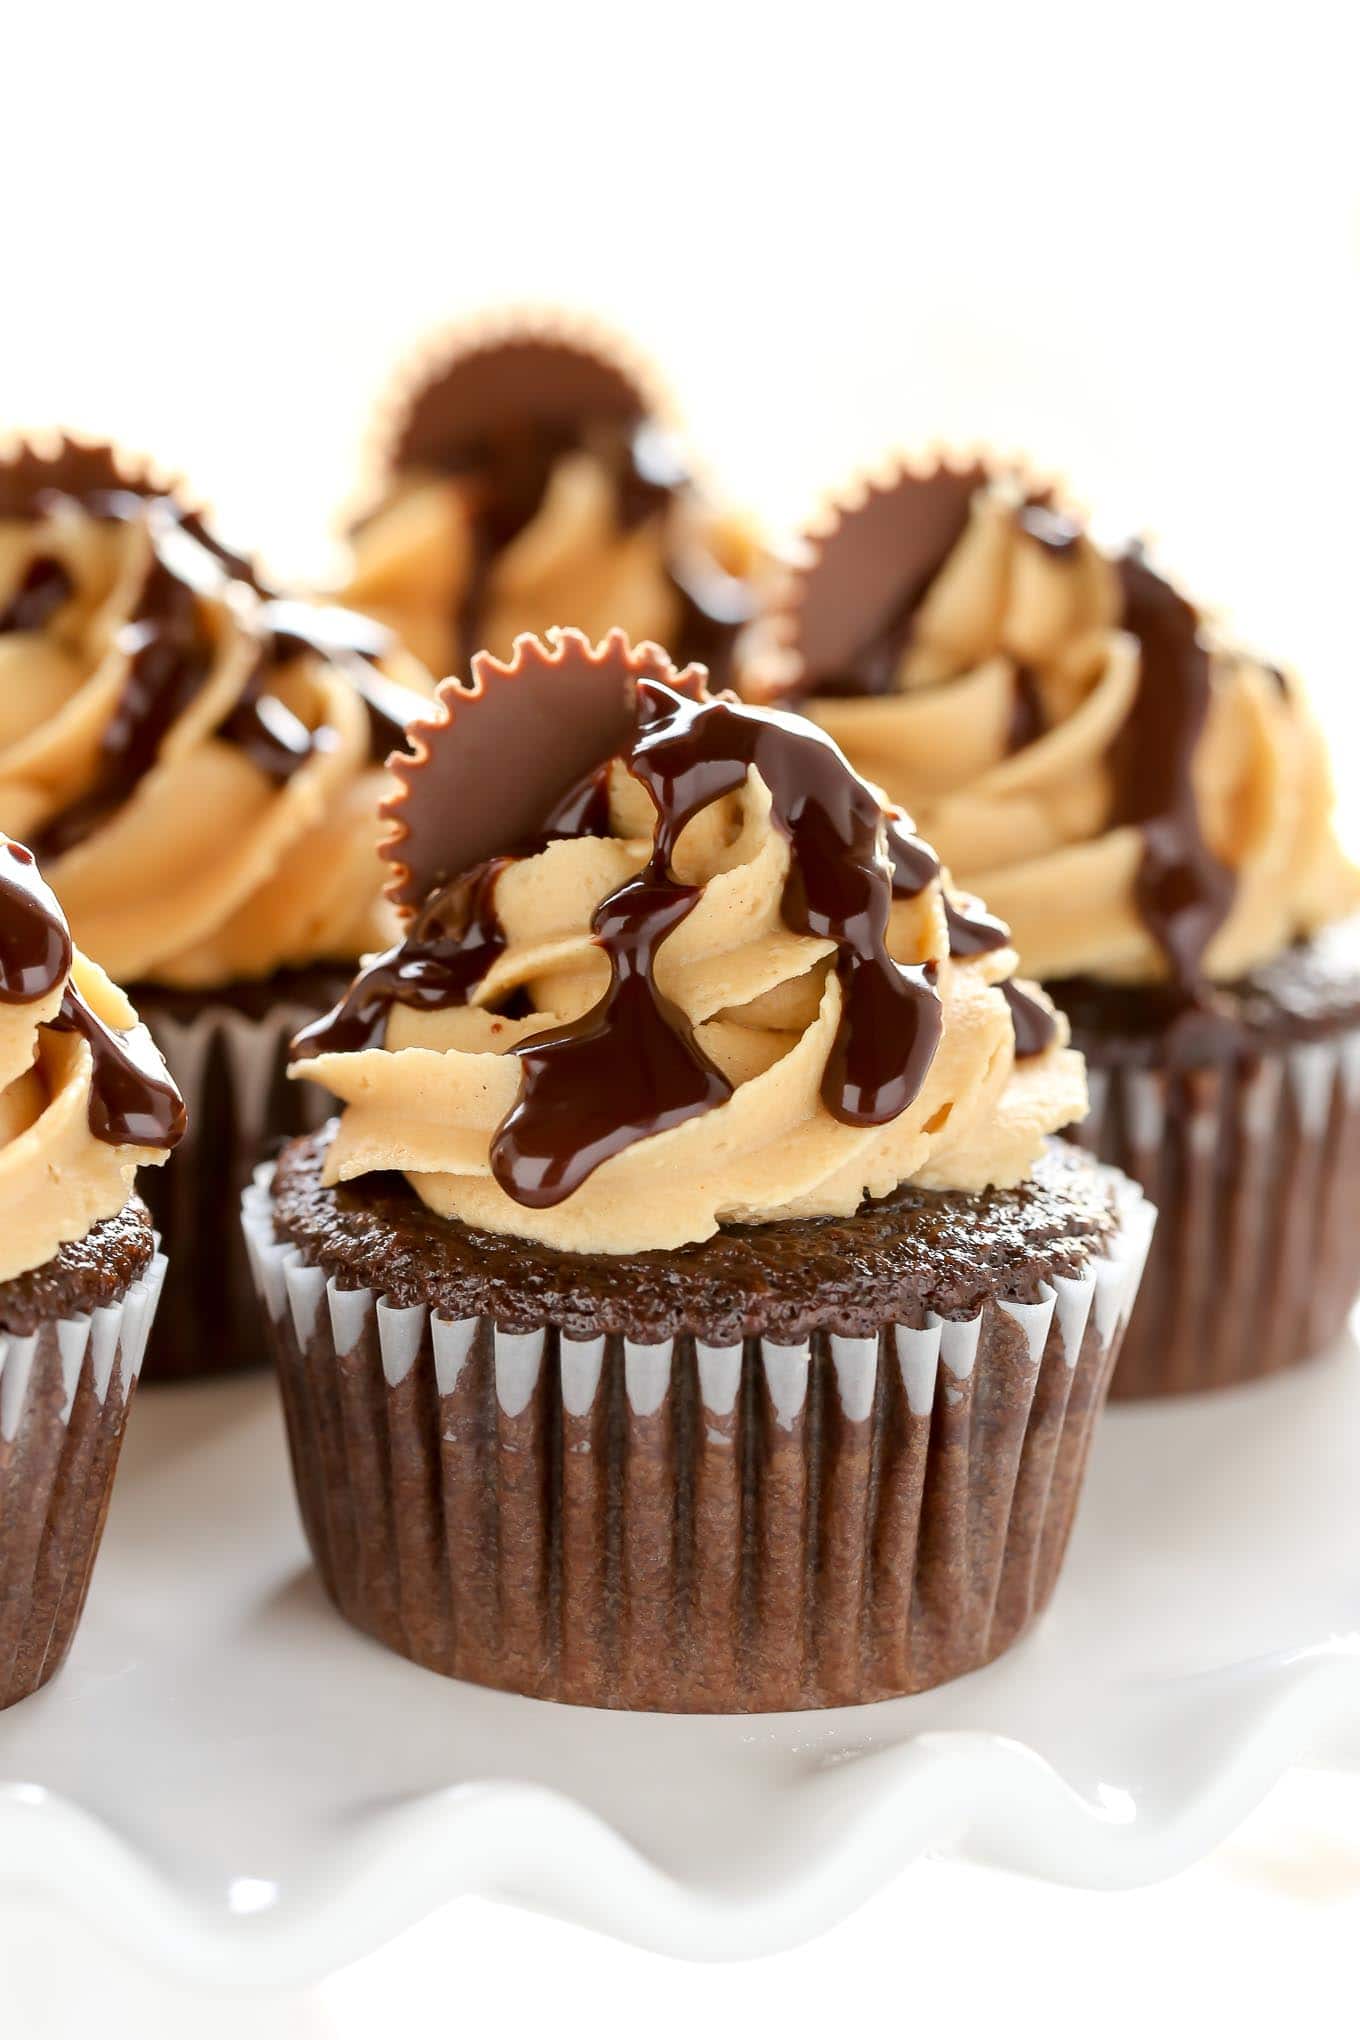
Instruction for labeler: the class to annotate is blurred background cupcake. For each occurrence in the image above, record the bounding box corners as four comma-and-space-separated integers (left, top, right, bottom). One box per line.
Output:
0, 832, 179, 1706
245, 627, 1152, 1711
0, 438, 432, 1379
338, 311, 762, 684
741, 459, 1360, 1396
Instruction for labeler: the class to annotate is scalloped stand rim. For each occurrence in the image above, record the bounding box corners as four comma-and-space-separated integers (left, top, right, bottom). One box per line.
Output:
0, 1315, 1357, 1993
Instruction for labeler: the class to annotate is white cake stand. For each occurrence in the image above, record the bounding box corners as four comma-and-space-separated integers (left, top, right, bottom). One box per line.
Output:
2, 1328, 1357, 1994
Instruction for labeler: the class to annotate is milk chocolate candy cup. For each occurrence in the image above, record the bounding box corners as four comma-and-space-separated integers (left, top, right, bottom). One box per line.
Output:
1060, 920, 1360, 1399
0, 1206, 165, 1710
130, 970, 345, 1382
245, 1135, 1152, 1712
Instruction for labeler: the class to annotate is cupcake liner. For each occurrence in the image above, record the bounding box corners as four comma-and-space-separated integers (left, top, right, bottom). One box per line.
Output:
1068, 1029, 1360, 1398
134, 989, 340, 1383
0, 1250, 165, 1710
243, 1168, 1152, 1711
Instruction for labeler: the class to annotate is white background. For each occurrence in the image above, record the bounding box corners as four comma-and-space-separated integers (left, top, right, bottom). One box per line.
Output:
2, 1, 1358, 2031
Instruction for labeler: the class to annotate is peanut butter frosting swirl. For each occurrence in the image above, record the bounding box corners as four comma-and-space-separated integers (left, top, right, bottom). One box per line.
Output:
0, 834, 183, 1284
0, 440, 432, 991
742, 461, 1360, 991
340, 319, 758, 688
290, 629, 1085, 1256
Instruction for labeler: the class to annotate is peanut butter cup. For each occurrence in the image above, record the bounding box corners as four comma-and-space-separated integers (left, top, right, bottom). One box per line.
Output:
246, 628, 1151, 1710
340, 313, 761, 686
743, 456, 1360, 1396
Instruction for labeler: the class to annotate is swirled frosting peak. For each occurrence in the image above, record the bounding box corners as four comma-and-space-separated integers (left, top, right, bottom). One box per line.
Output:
340, 315, 758, 687
290, 628, 1085, 1254
0, 437, 433, 989
742, 457, 1360, 994
0, 832, 183, 1283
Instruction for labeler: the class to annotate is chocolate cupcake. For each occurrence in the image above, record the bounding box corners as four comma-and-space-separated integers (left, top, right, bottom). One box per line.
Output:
339, 312, 760, 685
243, 629, 1152, 1710
742, 458, 1360, 1397
0, 437, 432, 1379
0, 833, 181, 1707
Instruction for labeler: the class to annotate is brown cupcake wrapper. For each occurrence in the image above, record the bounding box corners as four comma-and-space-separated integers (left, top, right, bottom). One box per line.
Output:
244, 1168, 1151, 1711
0, 1252, 165, 1710
133, 993, 338, 1383
1067, 1029, 1360, 1399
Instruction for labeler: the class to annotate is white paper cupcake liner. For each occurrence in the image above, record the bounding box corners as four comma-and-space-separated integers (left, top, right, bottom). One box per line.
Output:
0, 1250, 166, 1710
1070, 1029, 1360, 1397
132, 990, 339, 1382
244, 1166, 1151, 1712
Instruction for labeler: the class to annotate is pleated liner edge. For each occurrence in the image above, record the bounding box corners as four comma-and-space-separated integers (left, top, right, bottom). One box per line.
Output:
244, 1173, 1152, 1712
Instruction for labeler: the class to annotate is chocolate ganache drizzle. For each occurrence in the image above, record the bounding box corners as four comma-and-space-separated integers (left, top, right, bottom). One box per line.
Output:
0, 837, 184, 1148
0, 555, 74, 635
1110, 550, 1235, 1000
749, 456, 1325, 1003
298, 676, 952, 1208
885, 814, 1056, 1055
2, 454, 429, 865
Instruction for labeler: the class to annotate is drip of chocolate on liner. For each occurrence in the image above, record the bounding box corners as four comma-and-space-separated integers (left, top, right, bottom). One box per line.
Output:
0, 839, 73, 1002
489, 682, 944, 1206
1113, 552, 1236, 999
0, 555, 74, 635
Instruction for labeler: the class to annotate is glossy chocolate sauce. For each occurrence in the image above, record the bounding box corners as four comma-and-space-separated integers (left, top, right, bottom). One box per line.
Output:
0, 834, 184, 1147
1001, 979, 1058, 1057
6, 484, 415, 852
0, 555, 74, 635
300, 680, 947, 1206
292, 765, 617, 1063
886, 812, 1049, 1056
1008, 662, 1047, 752
887, 818, 1009, 955
411, 415, 751, 684
261, 600, 425, 763
292, 859, 511, 1062
489, 681, 944, 1202
0, 839, 72, 1001
34, 543, 217, 858
1114, 553, 1235, 995
943, 899, 1011, 957
48, 988, 187, 1148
